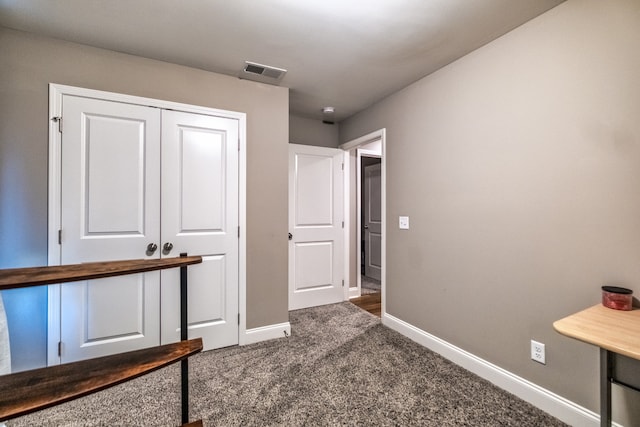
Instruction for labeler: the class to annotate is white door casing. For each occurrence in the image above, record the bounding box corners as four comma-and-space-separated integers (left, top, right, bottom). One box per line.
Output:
364, 162, 382, 281
160, 110, 239, 349
59, 95, 162, 362
340, 129, 385, 309
49, 84, 245, 364
288, 144, 344, 310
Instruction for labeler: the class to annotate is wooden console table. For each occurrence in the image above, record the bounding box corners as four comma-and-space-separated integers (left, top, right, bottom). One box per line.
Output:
0, 255, 203, 426
554, 304, 640, 427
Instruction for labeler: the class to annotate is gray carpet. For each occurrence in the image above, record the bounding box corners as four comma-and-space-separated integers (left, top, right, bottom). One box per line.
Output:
8, 303, 567, 426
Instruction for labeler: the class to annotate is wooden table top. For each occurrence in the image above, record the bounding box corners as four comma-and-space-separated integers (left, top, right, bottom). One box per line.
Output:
553, 304, 640, 360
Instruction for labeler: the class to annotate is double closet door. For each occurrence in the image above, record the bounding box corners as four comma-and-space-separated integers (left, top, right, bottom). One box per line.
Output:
58, 95, 238, 363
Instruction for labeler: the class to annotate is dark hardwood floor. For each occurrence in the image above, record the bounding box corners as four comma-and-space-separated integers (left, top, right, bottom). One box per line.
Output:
350, 292, 381, 317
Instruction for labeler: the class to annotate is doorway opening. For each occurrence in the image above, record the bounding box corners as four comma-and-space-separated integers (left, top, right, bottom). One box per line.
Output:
340, 129, 386, 318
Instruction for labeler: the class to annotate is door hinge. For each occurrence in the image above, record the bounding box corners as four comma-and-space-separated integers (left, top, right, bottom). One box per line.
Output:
57, 341, 62, 357
58, 229, 62, 245
342, 221, 344, 228
238, 313, 240, 325
238, 226, 240, 238
52, 116, 62, 133
342, 279, 345, 287
341, 162, 344, 171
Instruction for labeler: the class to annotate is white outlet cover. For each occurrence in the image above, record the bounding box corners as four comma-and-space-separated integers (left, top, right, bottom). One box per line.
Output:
531, 340, 546, 364
399, 216, 409, 229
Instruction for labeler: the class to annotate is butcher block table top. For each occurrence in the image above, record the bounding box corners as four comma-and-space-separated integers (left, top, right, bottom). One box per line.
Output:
553, 304, 640, 360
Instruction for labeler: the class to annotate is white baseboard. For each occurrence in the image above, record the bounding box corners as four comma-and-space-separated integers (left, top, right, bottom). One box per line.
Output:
382, 313, 611, 427
242, 321, 291, 346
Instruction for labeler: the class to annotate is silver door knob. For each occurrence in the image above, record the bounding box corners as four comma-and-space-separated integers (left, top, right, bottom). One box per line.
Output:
146, 243, 158, 254
163, 242, 174, 254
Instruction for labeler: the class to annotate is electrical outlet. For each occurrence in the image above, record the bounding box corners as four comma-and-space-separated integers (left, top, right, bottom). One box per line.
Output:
531, 340, 546, 364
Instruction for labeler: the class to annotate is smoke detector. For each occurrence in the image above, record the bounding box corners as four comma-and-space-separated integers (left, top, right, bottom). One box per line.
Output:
239, 61, 287, 85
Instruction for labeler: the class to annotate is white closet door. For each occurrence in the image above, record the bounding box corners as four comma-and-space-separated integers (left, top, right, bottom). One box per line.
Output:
160, 110, 239, 350
59, 95, 161, 362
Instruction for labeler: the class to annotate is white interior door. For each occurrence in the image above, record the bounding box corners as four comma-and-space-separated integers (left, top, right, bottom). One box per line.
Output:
59, 95, 161, 363
160, 110, 239, 350
364, 162, 382, 281
289, 144, 344, 310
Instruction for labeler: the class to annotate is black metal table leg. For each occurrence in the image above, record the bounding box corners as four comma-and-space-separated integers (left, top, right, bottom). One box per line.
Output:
180, 253, 189, 425
600, 348, 613, 427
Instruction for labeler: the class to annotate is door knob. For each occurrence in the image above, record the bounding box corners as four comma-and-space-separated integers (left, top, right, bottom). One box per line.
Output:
163, 242, 174, 254
364, 225, 369, 229
288, 233, 293, 241
146, 243, 158, 254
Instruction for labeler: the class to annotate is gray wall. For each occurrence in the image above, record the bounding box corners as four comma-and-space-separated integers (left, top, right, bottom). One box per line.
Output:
0, 27, 289, 371
290, 114, 339, 148
341, 0, 640, 424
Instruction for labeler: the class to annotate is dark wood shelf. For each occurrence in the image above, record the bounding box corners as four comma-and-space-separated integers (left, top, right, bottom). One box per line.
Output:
0, 256, 205, 424
0, 338, 203, 421
0, 256, 202, 290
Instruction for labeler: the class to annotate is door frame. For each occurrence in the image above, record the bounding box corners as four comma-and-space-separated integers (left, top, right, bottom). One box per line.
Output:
47, 83, 247, 365
340, 129, 386, 315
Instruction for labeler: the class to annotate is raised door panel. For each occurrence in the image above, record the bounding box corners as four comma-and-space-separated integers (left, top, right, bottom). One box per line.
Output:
296, 154, 334, 227
179, 128, 225, 233
294, 241, 334, 291
161, 255, 236, 347
60, 272, 160, 363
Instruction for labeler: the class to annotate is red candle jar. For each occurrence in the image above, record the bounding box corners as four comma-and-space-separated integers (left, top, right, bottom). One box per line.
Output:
601, 286, 633, 311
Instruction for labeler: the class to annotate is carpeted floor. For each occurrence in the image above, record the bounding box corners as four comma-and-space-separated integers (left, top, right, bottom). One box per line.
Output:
8, 303, 567, 426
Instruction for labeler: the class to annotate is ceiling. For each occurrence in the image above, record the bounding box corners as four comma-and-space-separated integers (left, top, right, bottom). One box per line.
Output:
0, 0, 564, 122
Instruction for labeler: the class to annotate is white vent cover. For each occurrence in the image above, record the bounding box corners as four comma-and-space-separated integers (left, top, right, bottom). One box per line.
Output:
240, 61, 287, 85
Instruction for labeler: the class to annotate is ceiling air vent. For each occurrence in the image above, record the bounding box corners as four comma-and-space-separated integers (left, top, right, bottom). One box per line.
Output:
240, 61, 287, 85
